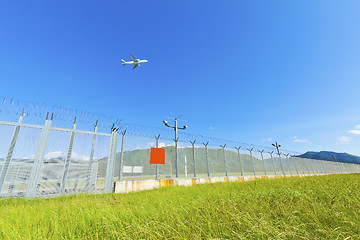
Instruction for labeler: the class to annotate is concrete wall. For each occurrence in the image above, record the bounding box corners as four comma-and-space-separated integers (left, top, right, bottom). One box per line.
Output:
114, 174, 311, 194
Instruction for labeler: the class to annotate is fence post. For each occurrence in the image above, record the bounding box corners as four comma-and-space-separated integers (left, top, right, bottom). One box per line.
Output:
335, 161, 341, 173
190, 140, 196, 178
220, 144, 228, 177
247, 148, 255, 176
329, 160, 334, 173
309, 158, 315, 174
312, 159, 319, 174
235, 146, 243, 176
334, 157, 342, 173
320, 160, 326, 174
343, 161, 348, 173
85, 120, 98, 191
118, 130, 126, 181
296, 157, 302, 174
332, 161, 338, 174
0, 110, 25, 194
26, 113, 53, 198
318, 159, 323, 174
105, 126, 118, 193
330, 161, 336, 174
59, 117, 77, 195
155, 134, 160, 179
278, 152, 285, 175
203, 142, 210, 177
299, 157, 305, 174
284, 153, 292, 175
291, 155, 299, 175
259, 150, 267, 176
302, 157, 310, 174
339, 162, 346, 173
268, 151, 276, 175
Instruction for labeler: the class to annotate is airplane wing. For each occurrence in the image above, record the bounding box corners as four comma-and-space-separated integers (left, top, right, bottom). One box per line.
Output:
129, 53, 138, 62
133, 64, 138, 70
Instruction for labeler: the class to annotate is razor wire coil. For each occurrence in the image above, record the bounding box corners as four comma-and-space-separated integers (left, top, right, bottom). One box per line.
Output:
0, 96, 123, 128
0, 95, 297, 155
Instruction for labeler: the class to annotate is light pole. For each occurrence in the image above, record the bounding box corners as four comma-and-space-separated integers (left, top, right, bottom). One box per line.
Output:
155, 134, 160, 179
272, 142, 285, 175
190, 139, 196, 177
163, 118, 187, 178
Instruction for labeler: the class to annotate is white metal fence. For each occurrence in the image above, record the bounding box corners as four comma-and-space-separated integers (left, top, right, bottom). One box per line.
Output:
0, 113, 116, 198
0, 113, 359, 199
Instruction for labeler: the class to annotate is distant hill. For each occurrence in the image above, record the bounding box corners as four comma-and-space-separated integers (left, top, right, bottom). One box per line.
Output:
297, 151, 360, 164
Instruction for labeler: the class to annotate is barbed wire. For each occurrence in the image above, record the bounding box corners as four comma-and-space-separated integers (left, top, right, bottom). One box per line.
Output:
122, 122, 299, 155
0, 95, 299, 155
0, 96, 123, 128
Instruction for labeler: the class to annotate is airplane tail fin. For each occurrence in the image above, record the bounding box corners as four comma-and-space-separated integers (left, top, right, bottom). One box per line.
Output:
121, 59, 125, 66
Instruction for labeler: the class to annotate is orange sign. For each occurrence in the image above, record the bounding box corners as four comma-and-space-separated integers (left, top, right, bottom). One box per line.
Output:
150, 147, 165, 164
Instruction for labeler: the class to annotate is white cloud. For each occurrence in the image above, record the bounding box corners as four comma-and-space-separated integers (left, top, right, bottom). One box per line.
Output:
337, 136, 352, 144
293, 136, 308, 143
209, 126, 214, 130
348, 129, 360, 135
44, 151, 89, 161
348, 124, 360, 135
71, 152, 90, 161
45, 151, 64, 160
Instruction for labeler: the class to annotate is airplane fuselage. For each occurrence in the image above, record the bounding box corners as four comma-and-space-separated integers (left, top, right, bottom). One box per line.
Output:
123, 60, 148, 65
122, 54, 148, 69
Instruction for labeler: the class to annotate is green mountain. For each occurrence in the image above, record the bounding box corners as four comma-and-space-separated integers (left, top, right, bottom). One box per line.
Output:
107, 146, 290, 177
297, 151, 360, 164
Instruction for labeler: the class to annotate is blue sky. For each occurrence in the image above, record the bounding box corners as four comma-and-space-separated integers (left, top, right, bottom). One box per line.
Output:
1, 1, 360, 155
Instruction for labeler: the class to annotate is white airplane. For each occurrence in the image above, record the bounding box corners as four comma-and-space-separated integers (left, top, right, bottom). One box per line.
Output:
121, 53, 148, 69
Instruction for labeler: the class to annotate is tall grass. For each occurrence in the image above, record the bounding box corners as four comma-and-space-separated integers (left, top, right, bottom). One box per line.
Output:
0, 174, 359, 239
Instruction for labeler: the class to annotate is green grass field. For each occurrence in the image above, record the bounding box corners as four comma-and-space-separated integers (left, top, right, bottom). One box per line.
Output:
0, 174, 359, 239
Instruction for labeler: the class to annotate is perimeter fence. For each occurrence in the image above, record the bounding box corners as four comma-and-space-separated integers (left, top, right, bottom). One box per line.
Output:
0, 108, 359, 199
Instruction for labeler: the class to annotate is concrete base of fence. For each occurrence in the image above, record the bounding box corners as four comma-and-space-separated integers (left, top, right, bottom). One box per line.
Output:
114, 174, 312, 194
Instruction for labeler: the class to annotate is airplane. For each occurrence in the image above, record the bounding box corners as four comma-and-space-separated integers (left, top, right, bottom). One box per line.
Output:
121, 53, 148, 69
